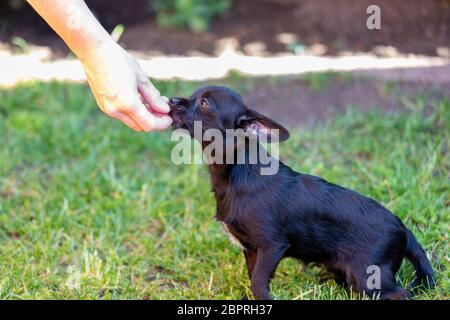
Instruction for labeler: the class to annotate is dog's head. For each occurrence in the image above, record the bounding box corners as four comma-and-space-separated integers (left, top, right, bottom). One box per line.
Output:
169, 86, 289, 144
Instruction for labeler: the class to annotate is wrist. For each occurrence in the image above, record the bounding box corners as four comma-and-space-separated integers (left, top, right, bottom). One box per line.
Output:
67, 3, 115, 64
78, 38, 119, 69
78, 35, 115, 60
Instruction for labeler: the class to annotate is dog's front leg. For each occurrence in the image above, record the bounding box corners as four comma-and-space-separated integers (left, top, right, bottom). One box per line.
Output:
244, 249, 257, 279
251, 244, 288, 300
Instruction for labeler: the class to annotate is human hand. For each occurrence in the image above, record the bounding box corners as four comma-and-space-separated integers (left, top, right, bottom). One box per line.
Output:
81, 40, 172, 131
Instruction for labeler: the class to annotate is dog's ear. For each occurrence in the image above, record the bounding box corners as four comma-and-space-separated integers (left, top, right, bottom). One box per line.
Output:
237, 109, 289, 142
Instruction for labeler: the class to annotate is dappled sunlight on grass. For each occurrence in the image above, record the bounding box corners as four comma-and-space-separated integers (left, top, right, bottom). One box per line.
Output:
1, 46, 449, 86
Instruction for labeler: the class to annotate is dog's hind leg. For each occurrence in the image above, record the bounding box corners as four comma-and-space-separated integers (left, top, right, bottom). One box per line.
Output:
332, 269, 347, 287
381, 287, 409, 300
346, 263, 409, 300
379, 271, 409, 300
378, 264, 410, 300
251, 244, 288, 300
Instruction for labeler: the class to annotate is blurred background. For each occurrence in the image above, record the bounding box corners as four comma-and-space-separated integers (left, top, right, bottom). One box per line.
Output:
1, 0, 449, 124
1, 0, 449, 55
0, 1, 448, 299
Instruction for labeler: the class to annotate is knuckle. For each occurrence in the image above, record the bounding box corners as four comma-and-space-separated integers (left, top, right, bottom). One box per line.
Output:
104, 107, 118, 116
139, 119, 155, 132
120, 103, 136, 114
141, 77, 150, 85
120, 102, 134, 112
101, 100, 120, 115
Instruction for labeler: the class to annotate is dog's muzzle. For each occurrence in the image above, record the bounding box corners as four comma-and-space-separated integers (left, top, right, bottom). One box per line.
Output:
168, 97, 188, 129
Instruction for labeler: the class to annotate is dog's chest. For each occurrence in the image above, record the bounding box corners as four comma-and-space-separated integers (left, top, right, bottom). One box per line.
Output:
213, 183, 253, 250
220, 222, 246, 249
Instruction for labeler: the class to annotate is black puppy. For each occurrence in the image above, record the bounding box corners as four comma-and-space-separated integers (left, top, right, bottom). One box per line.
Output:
169, 86, 435, 300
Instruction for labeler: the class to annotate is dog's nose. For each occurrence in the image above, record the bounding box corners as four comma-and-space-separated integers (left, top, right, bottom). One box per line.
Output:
169, 97, 181, 106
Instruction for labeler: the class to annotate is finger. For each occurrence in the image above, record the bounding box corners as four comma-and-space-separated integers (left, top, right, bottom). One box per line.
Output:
110, 111, 144, 131
128, 101, 173, 132
138, 81, 170, 114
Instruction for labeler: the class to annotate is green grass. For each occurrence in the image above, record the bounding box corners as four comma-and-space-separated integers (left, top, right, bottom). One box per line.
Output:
0, 80, 448, 300
302, 71, 352, 91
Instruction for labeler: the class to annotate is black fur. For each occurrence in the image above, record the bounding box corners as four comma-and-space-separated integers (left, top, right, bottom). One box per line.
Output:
169, 86, 435, 300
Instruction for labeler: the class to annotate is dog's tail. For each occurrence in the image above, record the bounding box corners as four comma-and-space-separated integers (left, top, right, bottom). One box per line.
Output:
405, 229, 435, 289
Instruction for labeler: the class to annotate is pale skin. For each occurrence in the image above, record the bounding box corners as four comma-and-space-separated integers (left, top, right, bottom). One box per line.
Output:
26, 0, 172, 132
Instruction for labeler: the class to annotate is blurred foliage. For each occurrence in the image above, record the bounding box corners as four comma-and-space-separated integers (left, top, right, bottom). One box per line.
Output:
0, 0, 23, 18
0, 0, 22, 31
1, 0, 24, 12
3, 0, 23, 10
150, 0, 232, 32
1, 0, 232, 33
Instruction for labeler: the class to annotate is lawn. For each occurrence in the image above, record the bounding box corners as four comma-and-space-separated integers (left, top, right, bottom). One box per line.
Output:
0, 79, 448, 299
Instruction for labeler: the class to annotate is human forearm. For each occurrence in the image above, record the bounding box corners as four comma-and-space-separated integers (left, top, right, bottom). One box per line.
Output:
26, 0, 111, 62
26, 0, 172, 131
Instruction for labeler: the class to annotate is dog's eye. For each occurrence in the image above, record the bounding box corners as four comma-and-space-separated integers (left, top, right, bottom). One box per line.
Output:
199, 98, 208, 107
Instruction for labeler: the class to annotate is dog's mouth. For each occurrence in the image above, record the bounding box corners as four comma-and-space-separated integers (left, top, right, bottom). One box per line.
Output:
169, 111, 181, 129
169, 97, 196, 131
169, 105, 189, 130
